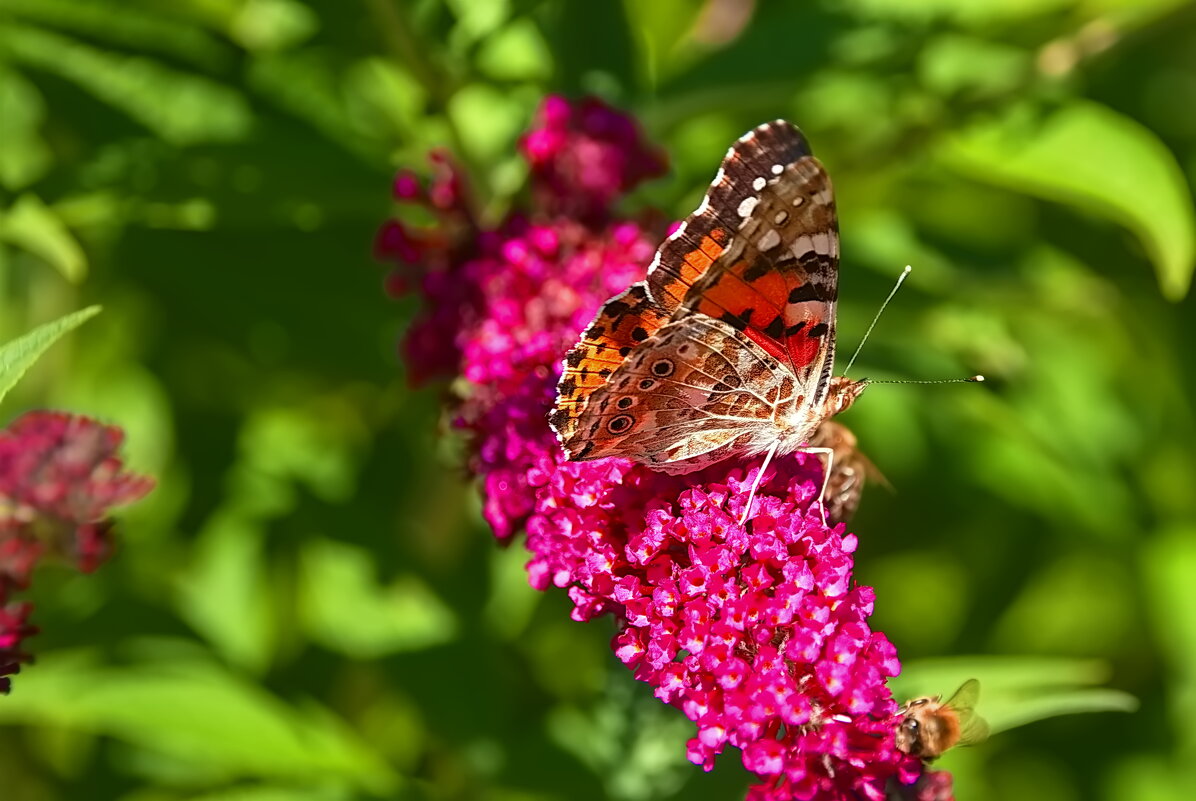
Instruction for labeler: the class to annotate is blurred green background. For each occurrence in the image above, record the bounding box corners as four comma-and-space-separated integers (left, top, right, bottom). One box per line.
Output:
2, 1, 1195, 800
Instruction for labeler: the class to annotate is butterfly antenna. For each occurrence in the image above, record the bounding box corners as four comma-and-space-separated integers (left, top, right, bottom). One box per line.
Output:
739, 440, 780, 526
843, 265, 912, 377
869, 376, 985, 384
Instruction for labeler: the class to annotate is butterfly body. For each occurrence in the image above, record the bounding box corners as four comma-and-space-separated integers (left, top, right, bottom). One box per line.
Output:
550, 121, 867, 482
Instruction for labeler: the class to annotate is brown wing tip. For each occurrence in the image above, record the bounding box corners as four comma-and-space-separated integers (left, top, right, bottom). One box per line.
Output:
742, 120, 814, 158
547, 394, 595, 461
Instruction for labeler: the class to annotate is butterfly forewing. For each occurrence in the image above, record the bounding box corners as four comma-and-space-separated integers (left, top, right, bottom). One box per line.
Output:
675, 155, 839, 394
646, 121, 815, 311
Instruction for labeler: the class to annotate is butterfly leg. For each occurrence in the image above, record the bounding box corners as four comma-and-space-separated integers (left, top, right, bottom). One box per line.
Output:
738, 440, 781, 525
800, 446, 835, 525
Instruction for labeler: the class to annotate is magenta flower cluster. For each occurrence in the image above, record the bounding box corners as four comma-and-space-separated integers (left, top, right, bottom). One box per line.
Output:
0, 411, 154, 693
379, 96, 949, 800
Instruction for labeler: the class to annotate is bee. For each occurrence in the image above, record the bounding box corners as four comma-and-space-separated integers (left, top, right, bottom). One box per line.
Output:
896, 678, 989, 760
808, 420, 886, 524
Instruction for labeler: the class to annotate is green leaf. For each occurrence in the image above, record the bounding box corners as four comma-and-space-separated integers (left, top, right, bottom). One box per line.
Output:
894, 655, 1115, 699
0, 22, 252, 145
983, 687, 1139, 734
227, 0, 318, 52
895, 656, 1138, 736
0, 67, 51, 189
175, 512, 276, 674
299, 539, 457, 658
838, 0, 1186, 25
0, 0, 234, 70
0, 194, 88, 281
943, 101, 1196, 300
168, 787, 351, 801
247, 50, 373, 157
1142, 525, 1196, 743
0, 305, 101, 406
446, 0, 511, 48
0, 653, 398, 793
476, 18, 553, 82
621, 0, 708, 85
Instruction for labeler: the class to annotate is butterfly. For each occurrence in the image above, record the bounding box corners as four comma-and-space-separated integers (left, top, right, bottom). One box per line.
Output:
548, 120, 869, 515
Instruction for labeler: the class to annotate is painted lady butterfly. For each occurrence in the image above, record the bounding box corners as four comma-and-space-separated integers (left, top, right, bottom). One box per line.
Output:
549, 120, 869, 518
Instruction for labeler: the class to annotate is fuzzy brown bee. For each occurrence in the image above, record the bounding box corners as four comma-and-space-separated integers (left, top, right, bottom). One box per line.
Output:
895, 679, 989, 760
808, 419, 886, 524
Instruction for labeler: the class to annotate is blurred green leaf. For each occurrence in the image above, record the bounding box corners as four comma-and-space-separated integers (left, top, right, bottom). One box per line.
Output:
139, 787, 349, 801
621, 0, 707, 86
447, 0, 510, 46
1, 22, 252, 145
0, 305, 100, 406
984, 688, 1139, 734
0, 654, 398, 793
176, 513, 276, 673
548, 677, 694, 801
944, 101, 1196, 299
838, 0, 1070, 24
476, 17, 553, 82
247, 50, 375, 157
839, 0, 1189, 26
448, 82, 535, 162
895, 656, 1136, 736
239, 404, 364, 504
299, 538, 457, 657
0, 194, 88, 281
343, 58, 426, 142
917, 35, 1028, 99
0, 0, 234, 70
483, 534, 542, 641
1143, 525, 1196, 757
895, 655, 1115, 699
0, 67, 51, 189
227, 0, 318, 52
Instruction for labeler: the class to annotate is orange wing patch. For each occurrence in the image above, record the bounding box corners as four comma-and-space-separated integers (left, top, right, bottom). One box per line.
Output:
650, 229, 728, 309
549, 282, 669, 449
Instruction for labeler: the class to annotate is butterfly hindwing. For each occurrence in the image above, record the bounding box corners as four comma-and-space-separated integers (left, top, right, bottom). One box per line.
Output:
550, 283, 670, 453
559, 316, 791, 470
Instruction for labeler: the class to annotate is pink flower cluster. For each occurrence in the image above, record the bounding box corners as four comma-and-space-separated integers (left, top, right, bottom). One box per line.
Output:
521, 95, 667, 221
531, 456, 921, 799
379, 101, 662, 540
0, 411, 154, 693
380, 96, 944, 800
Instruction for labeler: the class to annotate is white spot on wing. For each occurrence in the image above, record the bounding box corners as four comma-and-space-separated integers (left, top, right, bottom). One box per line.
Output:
772, 164, 784, 174
752, 176, 767, 191
791, 234, 814, 258
738, 196, 759, 217
758, 228, 781, 250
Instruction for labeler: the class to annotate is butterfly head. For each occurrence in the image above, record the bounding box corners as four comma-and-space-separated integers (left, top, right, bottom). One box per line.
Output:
824, 376, 869, 418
